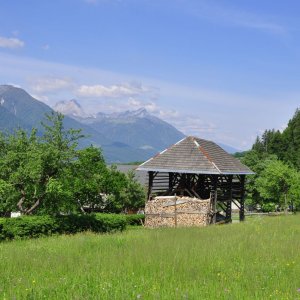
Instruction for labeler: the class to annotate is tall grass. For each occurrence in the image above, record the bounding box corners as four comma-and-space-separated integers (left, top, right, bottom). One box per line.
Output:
0, 215, 300, 299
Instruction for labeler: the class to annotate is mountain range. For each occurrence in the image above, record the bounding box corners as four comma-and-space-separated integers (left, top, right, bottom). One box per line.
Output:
0, 85, 239, 162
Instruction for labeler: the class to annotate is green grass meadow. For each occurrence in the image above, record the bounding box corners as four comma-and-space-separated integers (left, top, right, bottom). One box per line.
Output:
1, 215, 300, 299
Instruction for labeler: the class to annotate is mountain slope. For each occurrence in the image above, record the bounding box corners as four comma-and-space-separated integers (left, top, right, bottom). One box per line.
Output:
0, 85, 112, 145
0, 105, 30, 132
0, 85, 153, 162
60, 105, 185, 154
0, 85, 240, 162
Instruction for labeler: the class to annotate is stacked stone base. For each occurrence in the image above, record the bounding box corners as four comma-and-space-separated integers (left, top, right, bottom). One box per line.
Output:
145, 196, 211, 228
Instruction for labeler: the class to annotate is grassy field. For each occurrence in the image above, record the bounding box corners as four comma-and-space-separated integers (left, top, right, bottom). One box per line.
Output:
1, 215, 300, 299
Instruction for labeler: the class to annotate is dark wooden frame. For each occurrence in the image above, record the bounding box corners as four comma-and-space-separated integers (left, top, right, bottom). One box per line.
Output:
147, 171, 246, 223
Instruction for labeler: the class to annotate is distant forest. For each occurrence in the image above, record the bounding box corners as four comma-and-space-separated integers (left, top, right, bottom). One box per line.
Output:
235, 109, 300, 211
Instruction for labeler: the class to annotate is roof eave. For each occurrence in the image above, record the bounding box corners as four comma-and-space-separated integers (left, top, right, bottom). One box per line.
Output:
136, 167, 255, 175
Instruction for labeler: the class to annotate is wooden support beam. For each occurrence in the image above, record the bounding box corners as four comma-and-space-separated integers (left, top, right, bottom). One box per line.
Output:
218, 202, 226, 211
147, 171, 154, 201
168, 172, 173, 191
225, 175, 233, 223
232, 199, 241, 210
211, 175, 218, 224
239, 175, 246, 222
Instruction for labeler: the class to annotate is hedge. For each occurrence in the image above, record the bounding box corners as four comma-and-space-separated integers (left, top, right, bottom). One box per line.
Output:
125, 214, 145, 226
0, 214, 127, 241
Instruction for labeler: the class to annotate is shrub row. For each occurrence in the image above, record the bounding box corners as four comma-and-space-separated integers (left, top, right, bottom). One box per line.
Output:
0, 214, 127, 241
125, 214, 145, 226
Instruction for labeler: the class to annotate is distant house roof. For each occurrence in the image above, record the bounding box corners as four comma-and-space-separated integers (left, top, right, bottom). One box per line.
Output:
137, 136, 254, 175
114, 164, 147, 186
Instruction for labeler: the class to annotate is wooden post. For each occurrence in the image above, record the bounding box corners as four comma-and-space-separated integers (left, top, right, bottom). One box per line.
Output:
212, 175, 217, 224
239, 175, 245, 221
147, 171, 154, 201
168, 172, 174, 193
174, 196, 177, 227
225, 175, 233, 223
284, 192, 288, 215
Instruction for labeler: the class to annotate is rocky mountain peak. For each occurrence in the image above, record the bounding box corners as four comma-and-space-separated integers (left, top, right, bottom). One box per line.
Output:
53, 99, 92, 118
114, 108, 150, 119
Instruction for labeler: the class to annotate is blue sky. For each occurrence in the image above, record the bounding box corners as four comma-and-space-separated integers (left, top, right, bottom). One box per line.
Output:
0, 0, 300, 150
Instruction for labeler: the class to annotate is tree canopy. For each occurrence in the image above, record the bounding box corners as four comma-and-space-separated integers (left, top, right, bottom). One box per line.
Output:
240, 108, 300, 211
0, 113, 145, 216
251, 109, 300, 170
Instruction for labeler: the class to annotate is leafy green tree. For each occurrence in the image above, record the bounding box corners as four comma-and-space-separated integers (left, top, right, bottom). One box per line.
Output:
241, 151, 277, 208
119, 170, 146, 213
0, 113, 83, 215
96, 167, 146, 213
255, 160, 300, 212
281, 109, 300, 170
64, 146, 109, 213
0, 179, 14, 216
0, 112, 146, 216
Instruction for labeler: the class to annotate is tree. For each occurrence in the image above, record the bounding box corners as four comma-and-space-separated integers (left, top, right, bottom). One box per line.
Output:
255, 160, 300, 212
0, 112, 147, 216
119, 170, 146, 213
281, 109, 300, 170
64, 146, 109, 213
0, 112, 83, 215
241, 151, 277, 208
0, 179, 14, 217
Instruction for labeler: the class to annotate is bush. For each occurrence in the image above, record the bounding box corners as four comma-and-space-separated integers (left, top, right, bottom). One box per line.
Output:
56, 214, 126, 234
261, 202, 276, 213
125, 214, 145, 226
0, 214, 127, 241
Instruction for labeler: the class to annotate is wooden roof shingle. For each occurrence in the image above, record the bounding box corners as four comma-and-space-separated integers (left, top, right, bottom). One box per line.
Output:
137, 136, 254, 175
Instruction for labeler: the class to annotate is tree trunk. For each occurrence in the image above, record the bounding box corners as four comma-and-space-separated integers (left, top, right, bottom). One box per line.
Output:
284, 192, 288, 215
17, 190, 26, 213
25, 198, 41, 215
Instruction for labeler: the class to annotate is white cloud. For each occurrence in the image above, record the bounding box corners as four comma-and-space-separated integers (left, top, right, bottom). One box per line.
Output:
76, 83, 152, 98
30, 77, 74, 93
31, 94, 50, 104
127, 97, 160, 114
166, 114, 217, 136
0, 36, 24, 49
177, 0, 286, 36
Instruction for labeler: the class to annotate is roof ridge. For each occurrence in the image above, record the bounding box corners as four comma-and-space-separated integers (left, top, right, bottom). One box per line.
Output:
192, 137, 220, 174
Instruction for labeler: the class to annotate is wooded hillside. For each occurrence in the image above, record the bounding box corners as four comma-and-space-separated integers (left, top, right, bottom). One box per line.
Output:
237, 109, 300, 211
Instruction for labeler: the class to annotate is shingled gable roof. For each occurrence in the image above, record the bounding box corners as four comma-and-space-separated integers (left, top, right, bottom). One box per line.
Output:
137, 136, 254, 175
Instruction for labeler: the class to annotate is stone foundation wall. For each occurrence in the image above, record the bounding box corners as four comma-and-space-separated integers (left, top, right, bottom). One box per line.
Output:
145, 196, 211, 228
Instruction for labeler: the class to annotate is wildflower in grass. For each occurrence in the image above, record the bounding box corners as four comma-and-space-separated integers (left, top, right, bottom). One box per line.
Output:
297, 288, 300, 292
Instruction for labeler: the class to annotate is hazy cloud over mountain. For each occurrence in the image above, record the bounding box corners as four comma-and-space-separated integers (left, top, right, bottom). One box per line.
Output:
0, 36, 24, 49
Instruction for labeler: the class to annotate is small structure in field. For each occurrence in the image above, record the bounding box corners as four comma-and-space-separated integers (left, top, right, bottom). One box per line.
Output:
137, 136, 254, 227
